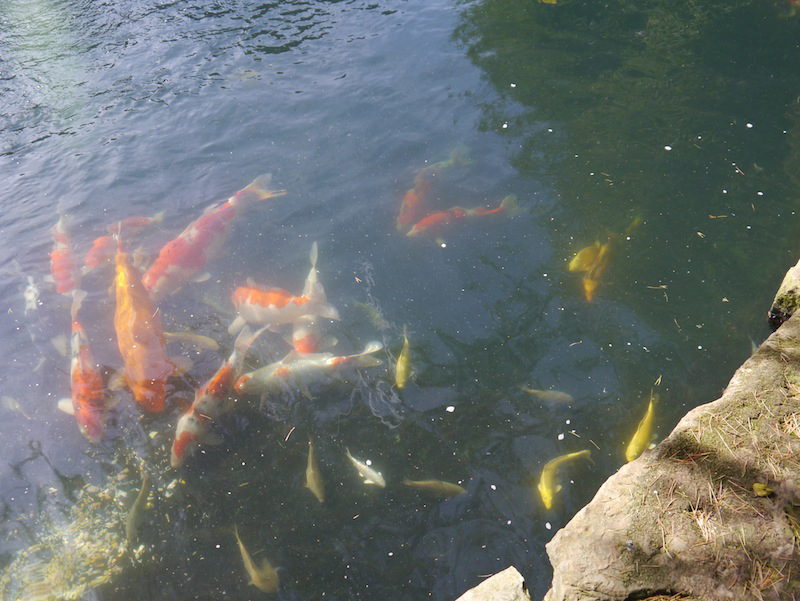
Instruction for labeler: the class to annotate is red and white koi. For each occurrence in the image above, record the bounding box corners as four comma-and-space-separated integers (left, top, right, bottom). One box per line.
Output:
171, 326, 266, 467
83, 211, 164, 273
234, 341, 383, 397
50, 214, 80, 295
57, 290, 108, 443
142, 175, 286, 303
406, 194, 518, 238
228, 281, 340, 337
114, 233, 177, 413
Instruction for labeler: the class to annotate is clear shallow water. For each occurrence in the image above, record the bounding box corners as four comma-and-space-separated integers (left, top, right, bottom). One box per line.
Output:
1, 0, 799, 599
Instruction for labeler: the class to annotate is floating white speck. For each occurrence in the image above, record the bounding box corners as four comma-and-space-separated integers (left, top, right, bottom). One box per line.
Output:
510, 83, 516, 88
697, 345, 703, 350
664, 145, 672, 151
366, 459, 372, 466
565, 419, 571, 425
757, 191, 763, 196
440, 242, 446, 248
446, 406, 455, 413
388, 552, 394, 557
215, 544, 220, 549
723, 189, 728, 194
502, 122, 508, 129
545, 522, 552, 530
557, 433, 565, 441
547, 128, 553, 133
490, 484, 497, 491
507, 520, 512, 525
746, 123, 753, 128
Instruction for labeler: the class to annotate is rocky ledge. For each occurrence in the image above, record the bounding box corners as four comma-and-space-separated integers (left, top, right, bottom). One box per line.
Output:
460, 263, 800, 601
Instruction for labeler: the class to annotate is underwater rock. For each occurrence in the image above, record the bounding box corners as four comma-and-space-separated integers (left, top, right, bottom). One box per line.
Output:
454, 566, 532, 601
768, 257, 800, 330
543, 300, 800, 600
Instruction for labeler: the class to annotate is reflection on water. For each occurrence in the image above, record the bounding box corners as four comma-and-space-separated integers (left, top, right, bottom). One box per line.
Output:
1, 0, 800, 599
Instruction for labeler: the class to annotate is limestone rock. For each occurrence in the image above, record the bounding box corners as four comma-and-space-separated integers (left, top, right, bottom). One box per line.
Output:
768, 257, 800, 330
455, 566, 532, 601
544, 309, 800, 601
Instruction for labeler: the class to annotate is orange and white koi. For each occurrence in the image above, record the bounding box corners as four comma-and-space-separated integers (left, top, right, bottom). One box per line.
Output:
406, 194, 517, 238
142, 175, 286, 303
171, 326, 266, 467
228, 282, 340, 337
234, 341, 383, 397
50, 214, 80, 295
114, 233, 176, 413
83, 211, 164, 272
57, 290, 108, 443
396, 147, 470, 232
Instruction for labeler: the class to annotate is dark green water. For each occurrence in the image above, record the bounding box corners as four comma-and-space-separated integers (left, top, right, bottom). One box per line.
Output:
1, 0, 799, 599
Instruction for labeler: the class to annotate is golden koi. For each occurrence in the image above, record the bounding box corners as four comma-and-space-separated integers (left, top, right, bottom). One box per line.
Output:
113, 234, 175, 412
234, 525, 280, 593
519, 386, 573, 404
403, 479, 466, 498
538, 449, 591, 509
164, 331, 220, 351
125, 469, 151, 543
346, 447, 386, 487
395, 325, 411, 389
625, 391, 658, 462
305, 437, 325, 503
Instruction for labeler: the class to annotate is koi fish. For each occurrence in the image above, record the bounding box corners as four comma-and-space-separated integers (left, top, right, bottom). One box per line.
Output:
171, 326, 266, 468
406, 194, 518, 238
625, 390, 658, 462
403, 479, 466, 498
142, 175, 286, 303
228, 283, 340, 337
538, 449, 591, 509
345, 447, 386, 487
569, 238, 612, 302
395, 325, 410, 389
234, 524, 280, 593
305, 436, 325, 503
49, 214, 80, 295
125, 468, 151, 543
234, 341, 383, 397
396, 146, 471, 232
519, 386, 574, 404
114, 234, 176, 413
290, 242, 337, 354
57, 289, 109, 443
83, 211, 164, 273
164, 331, 220, 351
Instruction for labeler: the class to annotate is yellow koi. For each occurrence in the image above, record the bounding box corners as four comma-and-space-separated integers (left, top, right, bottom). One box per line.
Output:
403, 479, 466, 498
234, 525, 279, 593
305, 437, 325, 504
626, 391, 658, 462
164, 331, 220, 351
519, 386, 573, 404
125, 469, 151, 543
395, 325, 411, 389
537, 449, 591, 509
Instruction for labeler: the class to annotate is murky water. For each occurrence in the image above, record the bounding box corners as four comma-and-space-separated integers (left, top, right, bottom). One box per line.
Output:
1, 0, 799, 599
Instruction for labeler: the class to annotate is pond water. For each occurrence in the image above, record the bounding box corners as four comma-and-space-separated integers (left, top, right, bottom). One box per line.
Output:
1, 0, 799, 599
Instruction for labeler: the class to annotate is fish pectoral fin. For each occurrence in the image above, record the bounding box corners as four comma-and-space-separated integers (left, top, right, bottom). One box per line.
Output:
555, 484, 562, 493
57, 398, 75, 415
108, 370, 127, 392
50, 335, 68, 358
191, 272, 212, 283
363, 479, 378, 486
170, 355, 193, 377
228, 316, 247, 337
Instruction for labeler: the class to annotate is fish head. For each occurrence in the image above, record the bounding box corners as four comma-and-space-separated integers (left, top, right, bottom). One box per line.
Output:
538, 482, 553, 509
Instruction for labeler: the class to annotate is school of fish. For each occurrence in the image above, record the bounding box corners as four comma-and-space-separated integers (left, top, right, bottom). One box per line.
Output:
20, 159, 661, 592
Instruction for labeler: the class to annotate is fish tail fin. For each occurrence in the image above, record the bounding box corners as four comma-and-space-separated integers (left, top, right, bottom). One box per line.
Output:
303, 242, 321, 298
499, 194, 520, 217
237, 173, 288, 205
232, 324, 268, 363
351, 341, 384, 367
309, 241, 319, 271
71, 289, 87, 321
448, 144, 471, 167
